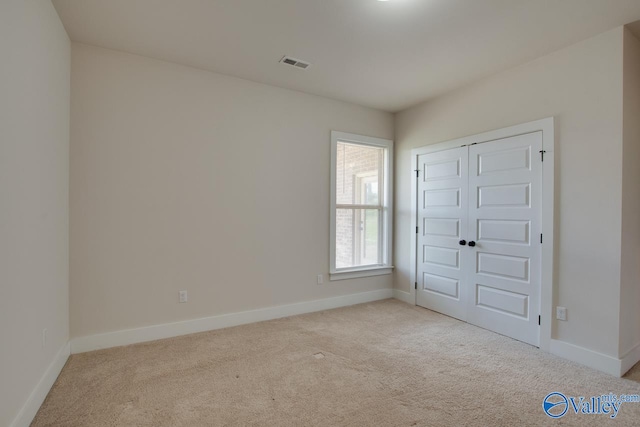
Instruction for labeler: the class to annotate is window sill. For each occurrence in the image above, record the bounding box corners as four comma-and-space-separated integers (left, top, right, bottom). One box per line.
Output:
329, 266, 394, 281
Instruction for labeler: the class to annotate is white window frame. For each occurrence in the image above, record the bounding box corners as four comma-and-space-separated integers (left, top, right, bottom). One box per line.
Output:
330, 131, 394, 281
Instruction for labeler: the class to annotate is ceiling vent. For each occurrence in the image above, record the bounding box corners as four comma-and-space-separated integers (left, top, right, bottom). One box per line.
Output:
279, 55, 311, 70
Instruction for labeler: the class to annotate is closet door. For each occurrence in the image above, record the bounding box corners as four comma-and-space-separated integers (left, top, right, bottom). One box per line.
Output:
416, 147, 469, 321
466, 132, 542, 346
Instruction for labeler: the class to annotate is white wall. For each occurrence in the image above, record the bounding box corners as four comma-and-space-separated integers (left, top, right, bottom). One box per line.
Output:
70, 44, 394, 339
620, 27, 640, 358
0, 1, 70, 426
394, 28, 625, 357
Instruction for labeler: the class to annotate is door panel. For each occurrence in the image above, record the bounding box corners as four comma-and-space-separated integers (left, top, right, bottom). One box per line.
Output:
478, 184, 530, 208
467, 132, 542, 346
423, 273, 460, 298
477, 252, 529, 281
424, 188, 460, 208
423, 218, 460, 237
416, 147, 468, 321
478, 146, 531, 175
424, 245, 459, 268
476, 285, 529, 318
478, 220, 530, 245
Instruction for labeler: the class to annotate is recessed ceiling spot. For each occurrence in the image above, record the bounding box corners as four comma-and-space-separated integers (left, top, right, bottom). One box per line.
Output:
280, 55, 310, 70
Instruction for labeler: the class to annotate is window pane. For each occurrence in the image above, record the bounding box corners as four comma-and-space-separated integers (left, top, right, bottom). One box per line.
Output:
336, 208, 380, 269
336, 142, 383, 205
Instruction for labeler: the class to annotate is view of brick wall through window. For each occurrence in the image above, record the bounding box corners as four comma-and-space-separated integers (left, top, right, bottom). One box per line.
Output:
335, 142, 383, 268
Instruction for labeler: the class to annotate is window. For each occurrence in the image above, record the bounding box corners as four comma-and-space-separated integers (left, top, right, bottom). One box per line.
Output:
330, 131, 393, 280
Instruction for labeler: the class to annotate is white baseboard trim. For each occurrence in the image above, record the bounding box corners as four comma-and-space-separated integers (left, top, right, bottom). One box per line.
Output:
10, 341, 70, 427
620, 341, 640, 376
549, 339, 623, 377
71, 288, 394, 354
392, 289, 414, 305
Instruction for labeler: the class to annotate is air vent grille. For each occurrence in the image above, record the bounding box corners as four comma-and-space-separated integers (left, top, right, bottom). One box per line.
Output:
279, 55, 310, 70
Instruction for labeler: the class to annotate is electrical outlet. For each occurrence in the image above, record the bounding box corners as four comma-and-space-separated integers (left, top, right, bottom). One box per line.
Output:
556, 306, 567, 321
317, 274, 323, 285
42, 329, 47, 348
179, 290, 188, 303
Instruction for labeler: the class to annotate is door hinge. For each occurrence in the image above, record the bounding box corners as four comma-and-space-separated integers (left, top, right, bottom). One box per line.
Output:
538, 315, 541, 326
540, 233, 543, 244
415, 282, 417, 290
415, 169, 420, 177
540, 150, 546, 161
416, 226, 419, 234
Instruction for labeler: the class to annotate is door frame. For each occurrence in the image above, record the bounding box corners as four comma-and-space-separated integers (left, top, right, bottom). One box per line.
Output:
409, 117, 554, 351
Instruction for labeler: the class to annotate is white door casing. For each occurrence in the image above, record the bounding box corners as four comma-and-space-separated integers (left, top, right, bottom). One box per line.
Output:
410, 118, 553, 349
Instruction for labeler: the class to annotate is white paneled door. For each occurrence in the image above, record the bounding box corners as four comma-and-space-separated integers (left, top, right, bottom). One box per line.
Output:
416, 147, 468, 321
416, 132, 542, 346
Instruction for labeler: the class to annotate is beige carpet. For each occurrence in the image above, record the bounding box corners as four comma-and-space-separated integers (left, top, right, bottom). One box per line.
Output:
33, 299, 640, 426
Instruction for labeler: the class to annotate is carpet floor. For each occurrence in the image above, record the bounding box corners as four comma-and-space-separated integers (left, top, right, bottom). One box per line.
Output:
32, 299, 640, 426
